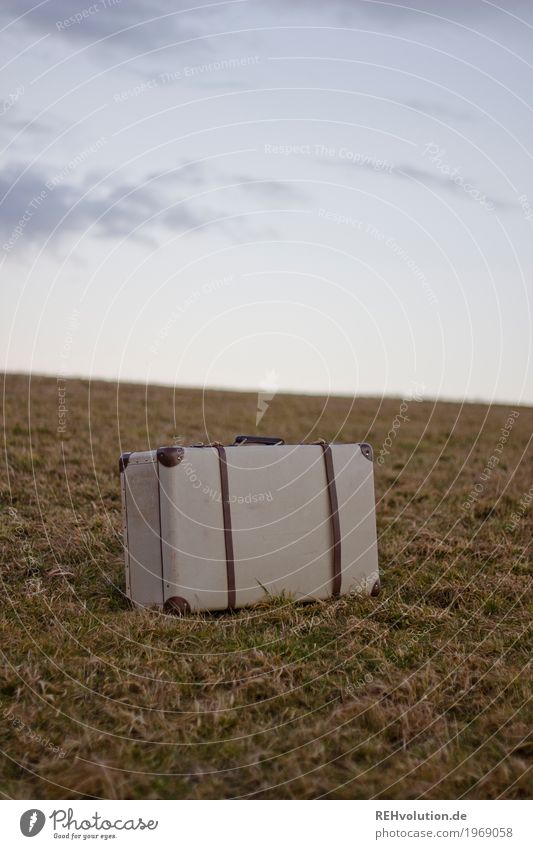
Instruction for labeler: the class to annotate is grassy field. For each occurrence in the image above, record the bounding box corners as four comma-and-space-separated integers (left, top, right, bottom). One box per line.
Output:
1, 373, 531, 799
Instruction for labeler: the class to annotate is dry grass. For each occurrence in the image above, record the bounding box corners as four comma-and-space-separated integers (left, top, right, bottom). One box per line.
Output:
0, 373, 531, 799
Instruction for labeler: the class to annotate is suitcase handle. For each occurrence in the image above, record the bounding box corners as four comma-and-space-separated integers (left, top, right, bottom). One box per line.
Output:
233, 435, 285, 445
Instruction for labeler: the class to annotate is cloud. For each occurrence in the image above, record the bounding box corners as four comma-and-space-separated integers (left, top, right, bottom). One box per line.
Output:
234, 177, 306, 200
316, 150, 513, 211
402, 99, 471, 122
0, 0, 220, 55
6, 117, 55, 135
0, 164, 204, 253
283, 0, 530, 24
393, 163, 513, 211
147, 161, 307, 200
0, 117, 56, 145
146, 161, 214, 188
0, 159, 304, 254
3, 0, 529, 63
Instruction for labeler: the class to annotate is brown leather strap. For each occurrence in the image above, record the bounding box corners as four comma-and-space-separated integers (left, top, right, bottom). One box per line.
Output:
214, 445, 236, 610
320, 443, 342, 598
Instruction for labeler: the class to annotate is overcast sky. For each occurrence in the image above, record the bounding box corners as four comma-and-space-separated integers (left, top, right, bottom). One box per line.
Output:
1, 0, 532, 404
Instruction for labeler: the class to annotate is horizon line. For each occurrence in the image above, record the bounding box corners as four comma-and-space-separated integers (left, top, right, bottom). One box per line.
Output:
2, 369, 531, 410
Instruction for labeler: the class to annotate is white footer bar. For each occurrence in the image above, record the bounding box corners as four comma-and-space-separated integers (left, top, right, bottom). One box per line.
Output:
3, 799, 531, 848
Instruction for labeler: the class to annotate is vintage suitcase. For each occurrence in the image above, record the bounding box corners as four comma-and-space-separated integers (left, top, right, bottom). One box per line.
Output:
119, 436, 380, 613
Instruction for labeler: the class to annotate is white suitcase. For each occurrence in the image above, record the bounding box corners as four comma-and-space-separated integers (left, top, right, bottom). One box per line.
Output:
119, 436, 380, 613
